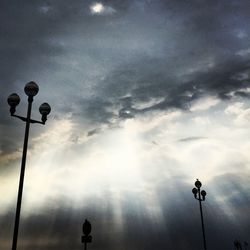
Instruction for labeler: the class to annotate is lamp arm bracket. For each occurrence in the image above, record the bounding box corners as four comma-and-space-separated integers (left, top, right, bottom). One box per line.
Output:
11, 114, 27, 122
195, 197, 202, 201
11, 114, 45, 125
30, 119, 45, 125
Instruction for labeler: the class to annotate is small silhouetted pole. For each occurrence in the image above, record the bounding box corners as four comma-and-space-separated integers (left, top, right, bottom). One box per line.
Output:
8, 82, 51, 250
192, 179, 207, 250
244, 241, 249, 250
82, 219, 92, 250
234, 240, 243, 250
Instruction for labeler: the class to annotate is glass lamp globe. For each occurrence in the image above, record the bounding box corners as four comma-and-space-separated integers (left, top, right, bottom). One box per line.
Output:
82, 219, 92, 236
24, 81, 39, 96
195, 179, 202, 188
7, 93, 20, 107
192, 188, 198, 195
201, 190, 207, 197
39, 103, 51, 115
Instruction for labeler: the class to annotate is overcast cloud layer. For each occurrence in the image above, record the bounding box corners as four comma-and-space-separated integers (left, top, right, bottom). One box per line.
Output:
1, 1, 250, 250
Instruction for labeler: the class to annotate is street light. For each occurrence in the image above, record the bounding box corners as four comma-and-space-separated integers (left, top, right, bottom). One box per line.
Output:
192, 179, 207, 250
81, 219, 92, 250
234, 240, 249, 250
7, 81, 51, 250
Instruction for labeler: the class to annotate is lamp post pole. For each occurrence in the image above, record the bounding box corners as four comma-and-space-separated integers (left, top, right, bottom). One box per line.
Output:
81, 219, 92, 250
192, 179, 207, 250
7, 82, 51, 250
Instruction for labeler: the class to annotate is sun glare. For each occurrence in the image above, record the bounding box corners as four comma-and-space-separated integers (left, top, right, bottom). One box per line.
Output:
20, 118, 146, 210
90, 3, 104, 14
7, 104, 250, 220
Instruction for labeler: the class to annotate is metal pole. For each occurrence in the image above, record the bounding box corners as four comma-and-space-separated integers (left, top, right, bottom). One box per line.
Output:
198, 188, 207, 250
84, 242, 87, 250
245, 242, 248, 250
12, 96, 33, 250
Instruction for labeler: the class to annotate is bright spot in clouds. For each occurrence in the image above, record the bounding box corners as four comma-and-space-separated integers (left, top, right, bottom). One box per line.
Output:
90, 3, 104, 14
90, 2, 116, 15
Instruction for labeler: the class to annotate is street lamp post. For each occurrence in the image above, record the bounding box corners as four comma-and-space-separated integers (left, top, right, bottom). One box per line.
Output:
81, 219, 92, 250
192, 179, 207, 250
7, 81, 51, 250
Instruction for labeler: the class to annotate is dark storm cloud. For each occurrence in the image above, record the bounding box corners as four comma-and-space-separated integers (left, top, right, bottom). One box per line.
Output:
80, 98, 115, 125
96, 0, 250, 111
64, 0, 250, 125
0, 0, 63, 157
1, 0, 250, 134
96, 54, 250, 120
0, 0, 94, 155
0, 0, 134, 156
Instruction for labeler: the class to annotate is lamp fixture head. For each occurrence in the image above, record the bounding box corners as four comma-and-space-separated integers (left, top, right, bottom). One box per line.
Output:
82, 219, 92, 236
39, 103, 51, 123
192, 188, 198, 198
24, 81, 39, 97
7, 93, 20, 115
195, 179, 202, 189
201, 190, 207, 200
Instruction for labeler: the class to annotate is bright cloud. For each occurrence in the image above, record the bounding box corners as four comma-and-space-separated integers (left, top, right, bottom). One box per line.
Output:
190, 96, 220, 111
2, 99, 250, 220
225, 102, 250, 126
90, 2, 116, 15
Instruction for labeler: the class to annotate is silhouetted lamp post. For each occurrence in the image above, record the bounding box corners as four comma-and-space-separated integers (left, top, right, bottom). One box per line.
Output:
82, 219, 92, 250
234, 240, 242, 250
234, 240, 248, 250
192, 179, 207, 250
8, 82, 51, 250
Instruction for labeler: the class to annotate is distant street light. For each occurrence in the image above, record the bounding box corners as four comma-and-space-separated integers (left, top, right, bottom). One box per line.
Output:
245, 241, 249, 250
82, 219, 92, 250
234, 240, 242, 250
234, 240, 249, 250
192, 179, 207, 250
8, 82, 51, 250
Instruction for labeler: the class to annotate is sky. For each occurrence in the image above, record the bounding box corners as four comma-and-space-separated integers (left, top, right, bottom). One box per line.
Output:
0, 0, 250, 249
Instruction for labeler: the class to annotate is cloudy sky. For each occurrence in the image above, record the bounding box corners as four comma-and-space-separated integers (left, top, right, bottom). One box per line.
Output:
1, 0, 250, 249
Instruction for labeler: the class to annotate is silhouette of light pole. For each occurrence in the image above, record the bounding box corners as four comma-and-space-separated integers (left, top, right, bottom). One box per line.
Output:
244, 241, 249, 250
234, 240, 242, 250
234, 240, 249, 250
81, 219, 92, 250
192, 179, 207, 250
8, 82, 51, 250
